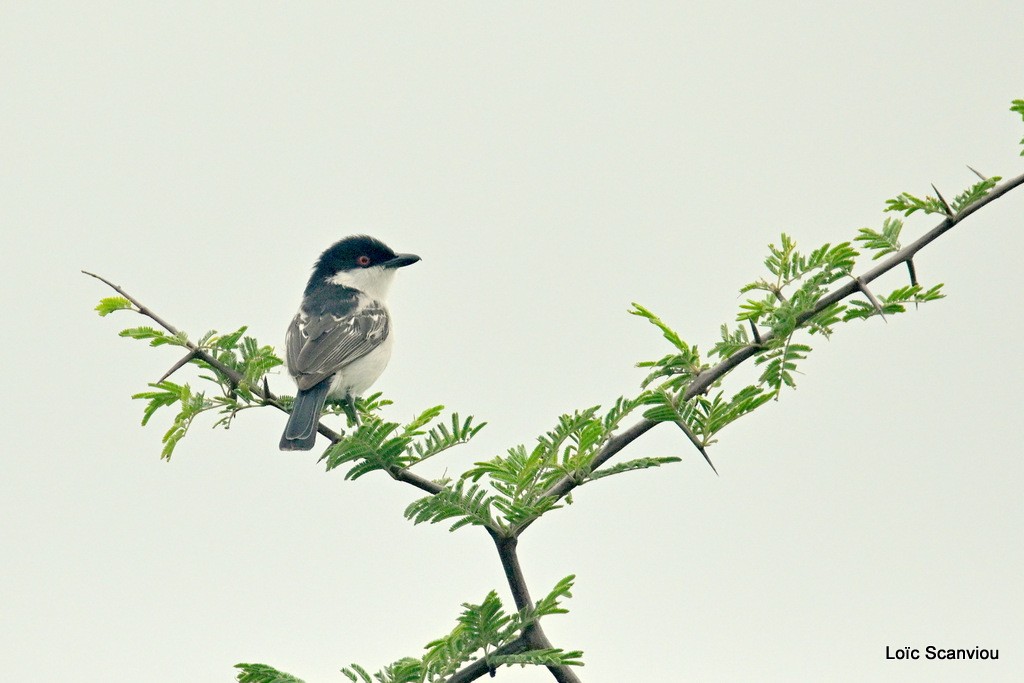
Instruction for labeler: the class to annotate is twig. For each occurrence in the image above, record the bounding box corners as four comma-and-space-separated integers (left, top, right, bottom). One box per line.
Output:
82, 270, 437, 471
389, 466, 444, 495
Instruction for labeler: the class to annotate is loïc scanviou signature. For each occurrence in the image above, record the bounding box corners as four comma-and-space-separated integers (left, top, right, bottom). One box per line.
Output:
885, 645, 999, 661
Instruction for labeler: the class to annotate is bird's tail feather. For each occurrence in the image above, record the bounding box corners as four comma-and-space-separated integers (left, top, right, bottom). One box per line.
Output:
279, 380, 331, 451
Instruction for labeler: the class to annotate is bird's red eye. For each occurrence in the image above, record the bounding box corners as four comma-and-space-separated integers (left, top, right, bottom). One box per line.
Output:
356, 255, 371, 267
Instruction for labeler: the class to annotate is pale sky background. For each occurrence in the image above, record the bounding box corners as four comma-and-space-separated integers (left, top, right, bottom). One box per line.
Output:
3, 2, 1023, 682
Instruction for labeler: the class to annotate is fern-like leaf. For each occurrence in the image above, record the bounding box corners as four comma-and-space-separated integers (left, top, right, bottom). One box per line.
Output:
411, 413, 487, 463
588, 456, 682, 481
95, 296, 133, 316
756, 340, 811, 395
234, 663, 305, 683
323, 419, 412, 478
951, 177, 1001, 213
884, 191, 947, 217
118, 326, 177, 346
404, 479, 500, 532
340, 664, 372, 683
855, 217, 903, 259
490, 648, 585, 668
710, 323, 752, 359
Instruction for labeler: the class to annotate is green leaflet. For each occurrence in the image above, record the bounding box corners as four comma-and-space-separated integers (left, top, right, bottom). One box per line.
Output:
94, 296, 132, 316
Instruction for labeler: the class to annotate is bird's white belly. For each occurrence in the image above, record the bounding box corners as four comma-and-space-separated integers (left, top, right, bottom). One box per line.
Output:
327, 332, 394, 398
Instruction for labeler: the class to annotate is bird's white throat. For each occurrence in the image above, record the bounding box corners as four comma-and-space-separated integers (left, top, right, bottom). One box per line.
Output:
328, 265, 398, 300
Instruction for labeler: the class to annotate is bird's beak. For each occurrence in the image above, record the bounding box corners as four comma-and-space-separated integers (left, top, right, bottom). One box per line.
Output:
383, 253, 421, 269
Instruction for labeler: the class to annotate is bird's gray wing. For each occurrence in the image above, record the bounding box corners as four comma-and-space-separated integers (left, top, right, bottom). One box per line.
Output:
286, 302, 390, 391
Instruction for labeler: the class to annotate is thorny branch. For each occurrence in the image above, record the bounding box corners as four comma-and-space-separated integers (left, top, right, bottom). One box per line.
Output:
84, 271, 446, 490
85, 169, 1024, 682
83, 271, 577, 681
514, 170, 1024, 535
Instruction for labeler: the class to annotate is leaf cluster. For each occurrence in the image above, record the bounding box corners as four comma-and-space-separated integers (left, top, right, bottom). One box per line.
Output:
95, 296, 134, 316
405, 477, 498, 531
337, 577, 582, 683
630, 304, 702, 390
410, 193, 963, 514
884, 191, 949, 217
400, 394, 691, 535
884, 177, 1001, 217
749, 234, 858, 294
635, 232, 843, 401
131, 381, 215, 460
234, 664, 305, 683
723, 211, 952, 393
324, 402, 485, 480
736, 236, 857, 341
631, 174, 978, 436
1012, 99, 1024, 155
639, 385, 771, 447
108, 318, 284, 459
855, 217, 903, 260
394, 392, 677, 538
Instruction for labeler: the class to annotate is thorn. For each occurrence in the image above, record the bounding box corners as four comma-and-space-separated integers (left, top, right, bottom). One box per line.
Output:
906, 259, 919, 309
262, 376, 270, 398
674, 420, 718, 476
748, 319, 763, 345
905, 258, 918, 287
967, 165, 988, 181
157, 350, 198, 383
855, 276, 887, 322
931, 183, 955, 218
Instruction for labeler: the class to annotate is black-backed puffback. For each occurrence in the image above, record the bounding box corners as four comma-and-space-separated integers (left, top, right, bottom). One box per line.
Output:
280, 235, 420, 451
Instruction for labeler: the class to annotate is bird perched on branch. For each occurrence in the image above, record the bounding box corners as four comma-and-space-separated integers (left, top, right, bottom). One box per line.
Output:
279, 235, 420, 450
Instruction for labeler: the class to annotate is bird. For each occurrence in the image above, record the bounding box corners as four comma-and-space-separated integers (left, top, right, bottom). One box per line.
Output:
279, 235, 420, 450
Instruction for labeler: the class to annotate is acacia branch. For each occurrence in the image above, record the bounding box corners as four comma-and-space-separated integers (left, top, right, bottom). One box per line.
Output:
489, 533, 534, 611
84, 270, 446, 496
85, 270, 572, 679
481, 532, 582, 683
515, 170, 1024, 534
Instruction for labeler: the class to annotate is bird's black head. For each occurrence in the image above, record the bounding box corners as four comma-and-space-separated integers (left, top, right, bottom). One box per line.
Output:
306, 235, 420, 294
